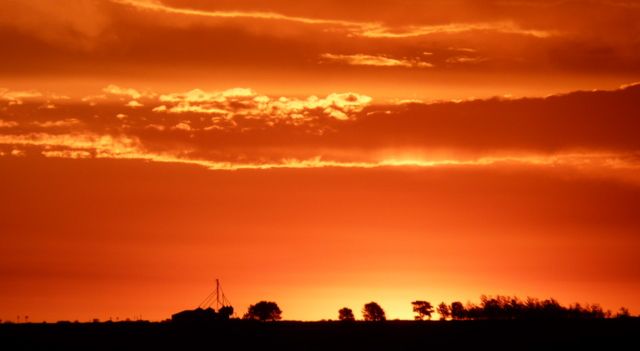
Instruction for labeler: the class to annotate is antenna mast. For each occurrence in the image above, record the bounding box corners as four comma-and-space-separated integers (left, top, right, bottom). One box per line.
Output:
198, 278, 232, 311
216, 279, 220, 310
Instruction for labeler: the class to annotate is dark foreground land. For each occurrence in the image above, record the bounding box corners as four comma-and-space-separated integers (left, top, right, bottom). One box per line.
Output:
1, 319, 639, 350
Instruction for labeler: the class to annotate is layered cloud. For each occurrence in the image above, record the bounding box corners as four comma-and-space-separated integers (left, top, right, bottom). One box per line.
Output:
1, 84, 639, 180
1, 0, 639, 100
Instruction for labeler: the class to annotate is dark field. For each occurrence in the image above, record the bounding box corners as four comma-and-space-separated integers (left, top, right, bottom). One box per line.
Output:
1, 319, 639, 350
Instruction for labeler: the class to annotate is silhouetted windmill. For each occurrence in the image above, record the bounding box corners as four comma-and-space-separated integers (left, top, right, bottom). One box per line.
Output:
198, 279, 232, 311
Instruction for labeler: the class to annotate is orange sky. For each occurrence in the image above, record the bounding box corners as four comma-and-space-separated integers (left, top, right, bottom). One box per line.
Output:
1, 0, 639, 322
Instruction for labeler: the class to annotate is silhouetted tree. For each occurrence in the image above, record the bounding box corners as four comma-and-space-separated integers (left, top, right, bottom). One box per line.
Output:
243, 301, 282, 321
465, 302, 482, 319
450, 302, 466, 320
218, 306, 234, 320
568, 303, 585, 319
362, 302, 386, 321
616, 307, 630, 318
437, 302, 450, 320
412, 300, 434, 320
338, 307, 355, 321
480, 295, 501, 319
588, 304, 605, 319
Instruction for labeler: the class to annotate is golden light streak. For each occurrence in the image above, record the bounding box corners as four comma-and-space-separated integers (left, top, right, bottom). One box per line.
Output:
360, 22, 553, 39
110, 0, 358, 26
1, 133, 638, 175
320, 53, 434, 68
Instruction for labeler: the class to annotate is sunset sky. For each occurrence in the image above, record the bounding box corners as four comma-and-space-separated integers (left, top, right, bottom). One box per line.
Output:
1, 0, 640, 322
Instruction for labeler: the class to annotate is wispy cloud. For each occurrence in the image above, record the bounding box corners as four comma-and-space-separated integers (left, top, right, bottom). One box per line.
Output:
0, 88, 43, 105
110, 0, 356, 26
31, 119, 82, 128
103, 84, 150, 100
446, 56, 488, 64
154, 88, 372, 122
0, 119, 19, 128
125, 100, 144, 108
320, 53, 433, 68
2, 132, 638, 174
0, 133, 141, 158
359, 21, 553, 39
110, 0, 554, 39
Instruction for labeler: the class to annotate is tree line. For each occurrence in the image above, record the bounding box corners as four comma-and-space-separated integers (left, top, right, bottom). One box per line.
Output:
241, 295, 632, 322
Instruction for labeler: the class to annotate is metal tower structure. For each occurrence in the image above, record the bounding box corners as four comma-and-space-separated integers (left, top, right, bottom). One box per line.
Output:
198, 279, 232, 310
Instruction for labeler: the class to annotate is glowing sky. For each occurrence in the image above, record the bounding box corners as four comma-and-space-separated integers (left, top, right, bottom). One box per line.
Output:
1, 0, 640, 322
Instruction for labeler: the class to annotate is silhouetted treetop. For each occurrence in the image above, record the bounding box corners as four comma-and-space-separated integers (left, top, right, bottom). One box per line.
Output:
437, 302, 450, 320
444, 295, 620, 320
450, 301, 465, 320
363, 302, 386, 321
243, 301, 282, 321
338, 307, 355, 321
617, 307, 630, 319
218, 306, 234, 320
412, 300, 434, 320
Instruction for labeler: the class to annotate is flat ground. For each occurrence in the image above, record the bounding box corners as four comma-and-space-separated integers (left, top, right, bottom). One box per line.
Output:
1, 319, 638, 350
